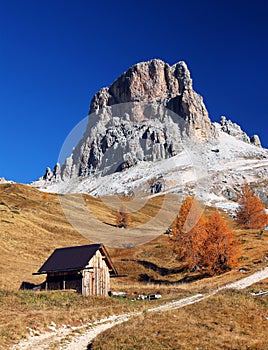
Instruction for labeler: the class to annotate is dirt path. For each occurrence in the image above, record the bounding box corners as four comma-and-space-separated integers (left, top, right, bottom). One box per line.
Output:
11, 267, 268, 350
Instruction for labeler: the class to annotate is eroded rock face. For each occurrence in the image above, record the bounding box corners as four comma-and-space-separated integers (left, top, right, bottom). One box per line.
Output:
0, 177, 14, 184
38, 59, 219, 183
89, 59, 216, 141
42, 164, 61, 183
220, 116, 262, 147
90, 60, 187, 110
72, 102, 187, 178
250, 135, 262, 148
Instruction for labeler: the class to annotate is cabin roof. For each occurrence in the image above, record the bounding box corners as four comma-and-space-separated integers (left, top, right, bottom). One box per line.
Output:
35, 244, 117, 275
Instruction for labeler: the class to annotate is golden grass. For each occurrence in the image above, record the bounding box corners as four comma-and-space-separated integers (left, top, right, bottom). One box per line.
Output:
0, 290, 154, 350
1, 184, 266, 290
0, 183, 267, 348
83, 193, 166, 227
92, 281, 268, 350
0, 184, 89, 290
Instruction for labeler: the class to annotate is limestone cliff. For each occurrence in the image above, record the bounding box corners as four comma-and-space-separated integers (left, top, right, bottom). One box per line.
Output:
35, 59, 262, 186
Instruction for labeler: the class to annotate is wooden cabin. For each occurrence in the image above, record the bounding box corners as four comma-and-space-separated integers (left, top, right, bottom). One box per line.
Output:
34, 244, 117, 296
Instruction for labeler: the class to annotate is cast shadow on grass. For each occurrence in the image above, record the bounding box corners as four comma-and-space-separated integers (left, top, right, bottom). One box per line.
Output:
19, 281, 45, 291
139, 273, 210, 285
102, 221, 117, 227
122, 259, 186, 276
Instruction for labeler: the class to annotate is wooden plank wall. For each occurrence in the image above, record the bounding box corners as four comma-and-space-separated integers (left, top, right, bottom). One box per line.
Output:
82, 250, 110, 296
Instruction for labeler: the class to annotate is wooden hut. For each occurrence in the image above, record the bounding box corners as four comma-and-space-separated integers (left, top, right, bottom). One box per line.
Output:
34, 244, 117, 296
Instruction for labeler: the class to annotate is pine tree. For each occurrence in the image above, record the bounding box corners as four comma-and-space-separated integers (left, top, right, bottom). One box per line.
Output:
116, 205, 131, 228
204, 210, 240, 275
236, 182, 268, 229
172, 197, 207, 269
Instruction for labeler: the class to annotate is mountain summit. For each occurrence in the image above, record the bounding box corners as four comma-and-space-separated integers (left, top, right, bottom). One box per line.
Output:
32, 59, 267, 210
89, 59, 216, 141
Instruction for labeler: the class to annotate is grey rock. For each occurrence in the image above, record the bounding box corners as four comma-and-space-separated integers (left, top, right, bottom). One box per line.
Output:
220, 116, 262, 147
250, 134, 262, 147
150, 180, 164, 194
42, 167, 54, 181
0, 177, 13, 184
37, 59, 263, 191
220, 116, 250, 143
222, 187, 238, 201
53, 163, 62, 182
54, 59, 218, 180
62, 155, 74, 181
41, 164, 62, 184
89, 59, 216, 142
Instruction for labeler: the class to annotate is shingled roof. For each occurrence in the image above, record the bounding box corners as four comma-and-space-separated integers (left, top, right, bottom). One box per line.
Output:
35, 244, 117, 275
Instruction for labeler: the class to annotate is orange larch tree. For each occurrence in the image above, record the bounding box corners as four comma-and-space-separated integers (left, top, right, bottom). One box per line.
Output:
172, 196, 207, 269
116, 204, 131, 228
204, 210, 240, 275
236, 182, 268, 229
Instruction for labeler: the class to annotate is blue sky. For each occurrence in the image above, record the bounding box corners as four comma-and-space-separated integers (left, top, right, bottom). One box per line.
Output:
0, 0, 267, 183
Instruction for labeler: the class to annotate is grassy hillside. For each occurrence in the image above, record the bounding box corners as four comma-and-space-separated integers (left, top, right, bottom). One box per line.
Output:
0, 183, 177, 289
0, 184, 89, 289
92, 279, 268, 350
1, 183, 267, 291
0, 183, 267, 348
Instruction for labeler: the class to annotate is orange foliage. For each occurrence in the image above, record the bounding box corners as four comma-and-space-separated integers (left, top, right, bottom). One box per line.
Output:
115, 205, 131, 228
42, 193, 48, 200
172, 197, 207, 269
172, 197, 241, 275
204, 210, 240, 275
236, 182, 268, 229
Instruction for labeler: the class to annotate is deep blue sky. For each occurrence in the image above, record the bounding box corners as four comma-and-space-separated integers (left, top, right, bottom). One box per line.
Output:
0, 0, 267, 183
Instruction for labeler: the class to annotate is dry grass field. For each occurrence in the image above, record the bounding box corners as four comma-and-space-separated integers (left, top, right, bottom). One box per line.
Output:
0, 183, 88, 290
0, 290, 157, 349
92, 279, 268, 350
0, 183, 267, 348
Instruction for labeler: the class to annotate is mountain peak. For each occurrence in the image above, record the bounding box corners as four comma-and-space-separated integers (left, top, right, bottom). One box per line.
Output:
34, 59, 220, 185
32, 59, 266, 202
90, 59, 193, 113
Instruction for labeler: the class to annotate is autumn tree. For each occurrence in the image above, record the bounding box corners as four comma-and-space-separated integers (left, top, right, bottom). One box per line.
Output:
116, 205, 131, 228
203, 210, 240, 275
172, 197, 241, 275
236, 182, 268, 229
172, 196, 207, 269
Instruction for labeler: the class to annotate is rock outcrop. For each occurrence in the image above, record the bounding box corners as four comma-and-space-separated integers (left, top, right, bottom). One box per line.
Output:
89, 59, 216, 141
0, 177, 8, 184
250, 134, 262, 148
39, 59, 219, 184
220, 116, 262, 147
0, 177, 13, 184
36, 59, 262, 188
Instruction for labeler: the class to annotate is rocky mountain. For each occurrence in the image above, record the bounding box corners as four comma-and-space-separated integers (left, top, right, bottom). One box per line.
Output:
0, 177, 13, 184
219, 116, 261, 147
32, 59, 268, 210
